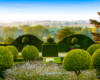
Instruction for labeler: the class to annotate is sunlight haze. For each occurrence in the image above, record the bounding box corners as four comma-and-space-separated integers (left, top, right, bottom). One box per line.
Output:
0, 0, 100, 23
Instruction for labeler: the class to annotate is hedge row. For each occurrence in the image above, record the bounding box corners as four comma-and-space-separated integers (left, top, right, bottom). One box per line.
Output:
57, 34, 96, 52
0, 34, 96, 52
10, 34, 44, 52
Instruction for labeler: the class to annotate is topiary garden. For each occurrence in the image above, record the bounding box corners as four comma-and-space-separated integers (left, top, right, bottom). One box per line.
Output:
0, 34, 98, 80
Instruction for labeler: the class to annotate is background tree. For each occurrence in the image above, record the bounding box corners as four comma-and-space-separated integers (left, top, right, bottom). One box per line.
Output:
43, 29, 50, 37
24, 27, 33, 34
47, 33, 51, 38
57, 28, 74, 41
89, 12, 100, 41
4, 37, 15, 44
0, 37, 4, 42
53, 33, 58, 41
19, 25, 30, 30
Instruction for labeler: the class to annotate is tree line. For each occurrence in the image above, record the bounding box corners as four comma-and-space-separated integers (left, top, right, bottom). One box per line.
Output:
0, 24, 99, 44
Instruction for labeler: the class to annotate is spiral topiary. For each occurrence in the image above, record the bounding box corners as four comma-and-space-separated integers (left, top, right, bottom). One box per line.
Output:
47, 37, 54, 43
87, 44, 100, 56
22, 37, 29, 44
71, 37, 78, 44
92, 49, 100, 79
0, 46, 13, 78
21, 46, 39, 60
63, 49, 92, 80
6, 45, 18, 60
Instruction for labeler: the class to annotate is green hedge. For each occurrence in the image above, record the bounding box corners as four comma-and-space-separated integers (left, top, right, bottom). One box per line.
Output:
10, 34, 44, 52
14, 57, 43, 62
57, 34, 96, 52
0, 34, 44, 52
42, 43, 58, 57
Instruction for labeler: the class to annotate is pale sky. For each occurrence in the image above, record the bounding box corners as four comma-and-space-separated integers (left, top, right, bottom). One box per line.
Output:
0, 0, 100, 23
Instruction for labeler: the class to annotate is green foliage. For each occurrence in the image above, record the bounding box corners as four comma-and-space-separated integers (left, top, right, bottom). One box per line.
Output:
43, 29, 50, 37
47, 37, 54, 43
63, 49, 92, 80
3, 26, 18, 35
4, 37, 15, 44
71, 37, 78, 44
22, 46, 39, 60
46, 60, 55, 65
10, 34, 43, 52
24, 25, 45, 35
87, 44, 100, 56
22, 37, 29, 43
42, 43, 58, 57
58, 34, 96, 52
70, 44, 80, 48
47, 33, 51, 38
0, 37, 4, 42
63, 49, 92, 71
0, 46, 13, 70
19, 25, 30, 30
6, 45, 18, 60
57, 28, 74, 41
92, 49, 100, 69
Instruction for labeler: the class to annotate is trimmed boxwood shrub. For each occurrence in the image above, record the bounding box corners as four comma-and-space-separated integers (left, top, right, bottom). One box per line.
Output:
63, 49, 92, 80
22, 46, 39, 60
47, 38, 54, 43
92, 49, 100, 79
42, 43, 58, 57
71, 37, 78, 44
58, 34, 96, 52
87, 44, 100, 56
6, 45, 18, 60
10, 34, 44, 52
92, 49, 100, 69
0, 46, 13, 78
22, 37, 29, 44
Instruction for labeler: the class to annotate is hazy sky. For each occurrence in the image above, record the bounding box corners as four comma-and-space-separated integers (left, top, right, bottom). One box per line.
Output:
0, 0, 100, 23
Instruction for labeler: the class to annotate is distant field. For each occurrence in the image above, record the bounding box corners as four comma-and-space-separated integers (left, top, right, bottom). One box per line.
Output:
53, 24, 94, 27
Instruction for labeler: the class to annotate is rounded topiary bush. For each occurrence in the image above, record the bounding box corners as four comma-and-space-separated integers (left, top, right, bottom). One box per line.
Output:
47, 37, 54, 43
71, 37, 78, 44
92, 49, 100, 68
22, 37, 29, 43
6, 45, 18, 60
22, 46, 39, 60
0, 46, 13, 69
87, 44, 100, 56
63, 49, 92, 80
0, 46, 13, 78
92, 49, 100, 79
